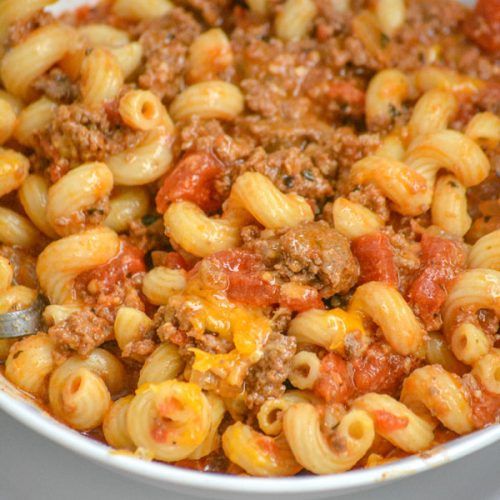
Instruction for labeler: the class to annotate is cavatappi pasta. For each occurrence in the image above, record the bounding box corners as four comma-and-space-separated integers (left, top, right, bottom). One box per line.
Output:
0, 0, 498, 478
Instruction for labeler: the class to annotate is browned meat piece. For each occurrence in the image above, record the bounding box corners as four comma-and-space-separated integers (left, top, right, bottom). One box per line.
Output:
32, 68, 78, 104
177, 0, 231, 25
278, 221, 360, 297
35, 103, 142, 181
48, 310, 113, 358
243, 221, 360, 297
6, 11, 53, 48
238, 146, 333, 204
138, 8, 201, 101
121, 338, 157, 361
244, 332, 296, 409
346, 184, 391, 222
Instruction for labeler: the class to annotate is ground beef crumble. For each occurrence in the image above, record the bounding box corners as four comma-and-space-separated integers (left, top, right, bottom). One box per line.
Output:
244, 331, 296, 409
243, 221, 359, 297
48, 310, 113, 359
35, 103, 143, 181
137, 8, 201, 101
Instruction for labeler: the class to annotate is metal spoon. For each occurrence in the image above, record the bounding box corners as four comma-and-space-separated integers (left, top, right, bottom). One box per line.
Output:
0, 295, 47, 338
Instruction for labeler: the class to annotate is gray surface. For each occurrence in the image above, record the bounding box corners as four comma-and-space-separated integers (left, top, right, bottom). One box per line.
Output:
0, 410, 498, 500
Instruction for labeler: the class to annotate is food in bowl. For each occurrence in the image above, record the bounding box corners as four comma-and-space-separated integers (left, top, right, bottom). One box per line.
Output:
0, 0, 498, 478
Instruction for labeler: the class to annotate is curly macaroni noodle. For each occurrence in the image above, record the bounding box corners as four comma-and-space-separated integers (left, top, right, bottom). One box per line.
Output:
283, 404, 374, 474
468, 230, 500, 271
230, 172, 314, 229
46, 162, 114, 236
169, 81, 244, 122
36, 227, 120, 304
127, 380, 211, 461
0, 0, 498, 479
1, 23, 76, 99
107, 130, 173, 185
349, 282, 425, 356
222, 421, 302, 476
400, 365, 474, 434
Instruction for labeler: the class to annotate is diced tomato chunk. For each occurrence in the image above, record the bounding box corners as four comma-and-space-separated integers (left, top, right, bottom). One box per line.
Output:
313, 353, 355, 404
279, 285, 324, 312
371, 410, 409, 433
205, 249, 279, 307
152, 251, 190, 270
464, 0, 500, 52
406, 265, 450, 328
351, 232, 398, 286
204, 249, 322, 311
155, 152, 224, 214
420, 234, 467, 268
226, 272, 280, 308
351, 343, 410, 396
328, 81, 365, 108
76, 240, 145, 293
407, 235, 466, 329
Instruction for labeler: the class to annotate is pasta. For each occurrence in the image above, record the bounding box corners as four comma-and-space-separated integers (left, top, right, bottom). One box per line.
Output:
127, 380, 211, 461
0, 149, 30, 198
19, 174, 59, 239
274, 0, 317, 42
104, 187, 150, 234
36, 227, 120, 304
1, 23, 76, 99
164, 201, 249, 257
350, 282, 425, 356
0, 207, 41, 248
137, 342, 184, 386
49, 361, 111, 431
46, 162, 114, 236
332, 198, 383, 239
187, 28, 233, 83
283, 404, 374, 474
0, 0, 498, 479
230, 172, 314, 229
119, 90, 171, 131
80, 47, 124, 109
400, 365, 475, 434
222, 421, 302, 476
106, 130, 173, 185
142, 267, 187, 305
365, 69, 409, 128
5, 332, 56, 399
13, 97, 57, 147
111, 0, 173, 21
103, 395, 135, 451
0, 97, 17, 144
468, 230, 500, 270
170, 81, 244, 122
114, 307, 153, 359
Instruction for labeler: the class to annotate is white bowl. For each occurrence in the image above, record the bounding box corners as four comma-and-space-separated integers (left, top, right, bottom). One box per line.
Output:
1, 374, 499, 500
2, 0, 497, 498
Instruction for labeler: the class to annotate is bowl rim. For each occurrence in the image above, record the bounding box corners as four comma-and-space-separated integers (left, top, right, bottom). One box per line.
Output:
1, 379, 499, 495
